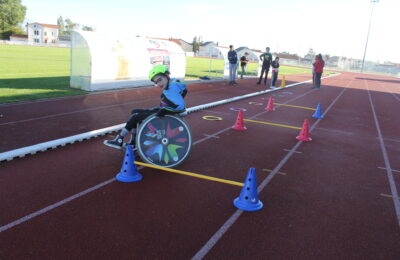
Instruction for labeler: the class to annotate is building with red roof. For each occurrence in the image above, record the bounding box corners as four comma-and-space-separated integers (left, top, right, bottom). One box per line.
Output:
27, 23, 59, 44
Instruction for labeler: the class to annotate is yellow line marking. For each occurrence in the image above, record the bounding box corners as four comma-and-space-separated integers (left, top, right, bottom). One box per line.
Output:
244, 119, 302, 130
380, 193, 393, 198
134, 161, 244, 187
275, 103, 316, 111
262, 169, 287, 176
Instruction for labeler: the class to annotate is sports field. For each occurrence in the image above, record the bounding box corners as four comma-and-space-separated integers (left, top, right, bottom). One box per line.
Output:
0, 45, 83, 103
1, 45, 315, 103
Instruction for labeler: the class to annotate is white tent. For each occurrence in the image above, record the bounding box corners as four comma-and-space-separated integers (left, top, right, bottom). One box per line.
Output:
70, 31, 186, 91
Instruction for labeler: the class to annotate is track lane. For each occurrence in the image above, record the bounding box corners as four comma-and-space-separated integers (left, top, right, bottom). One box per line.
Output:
1, 73, 400, 259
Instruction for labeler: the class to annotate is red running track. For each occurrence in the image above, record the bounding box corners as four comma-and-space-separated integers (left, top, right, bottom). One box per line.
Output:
1, 73, 400, 259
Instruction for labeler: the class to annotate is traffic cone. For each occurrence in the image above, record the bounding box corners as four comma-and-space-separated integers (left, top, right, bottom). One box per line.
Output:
233, 168, 263, 211
232, 110, 247, 131
296, 119, 312, 142
312, 103, 324, 119
115, 145, 143, 182
281, 75, 286, 88
265, 96, 275, 111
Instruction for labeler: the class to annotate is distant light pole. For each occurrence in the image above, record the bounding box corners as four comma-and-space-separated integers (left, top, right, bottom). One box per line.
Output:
361, 0, 379, 73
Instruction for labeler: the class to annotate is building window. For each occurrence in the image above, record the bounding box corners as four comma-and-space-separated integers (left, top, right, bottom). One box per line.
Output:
52, 32, 54, 36
34, 30, 39, 35
52, 40, 55, 43
44, 32, 47, 36
34, 39, 39, 43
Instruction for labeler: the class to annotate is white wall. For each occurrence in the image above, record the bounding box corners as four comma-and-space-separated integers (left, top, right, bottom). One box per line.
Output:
9, 37, 28, 43
27, 23, 58, 44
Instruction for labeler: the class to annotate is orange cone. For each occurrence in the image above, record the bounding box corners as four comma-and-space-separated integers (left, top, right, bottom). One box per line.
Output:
296, 119, 312, 142
232, 110, 247, 131
265, 96, 275, 111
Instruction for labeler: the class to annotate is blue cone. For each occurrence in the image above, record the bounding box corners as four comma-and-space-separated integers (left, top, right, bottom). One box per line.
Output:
312, 103, 324, 119
115, 145, 142, 183
233, 168, 263, 211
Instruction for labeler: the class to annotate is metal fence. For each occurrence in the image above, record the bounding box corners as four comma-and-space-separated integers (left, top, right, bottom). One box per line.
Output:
0, 40, 70, 48
280, 57, 400, 78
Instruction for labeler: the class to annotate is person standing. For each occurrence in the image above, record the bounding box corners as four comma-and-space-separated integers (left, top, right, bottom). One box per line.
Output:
313, 54, 325, 89
228, 45, 238, 85
257, 47, 273, 86
240, 52, 249, 79
270, 57, 280, 88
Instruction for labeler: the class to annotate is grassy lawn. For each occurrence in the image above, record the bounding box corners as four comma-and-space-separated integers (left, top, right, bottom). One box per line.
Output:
186, 57, 224, 78
0, 45, 85, 103
1, 45, 329, 103
185, 57, 332, 79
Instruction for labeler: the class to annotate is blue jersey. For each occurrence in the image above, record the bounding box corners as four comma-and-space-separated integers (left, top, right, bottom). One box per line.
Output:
160, 78, 187, 112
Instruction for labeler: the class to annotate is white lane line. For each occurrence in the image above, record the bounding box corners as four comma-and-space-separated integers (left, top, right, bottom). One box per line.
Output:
283, 148, 302, 154
192, 211, 244, 260
377, 81, 400, 102
0, 86, 157, 107
378, 167, 400, 173
0, 178, 116, 233
192, 78, 348, 259
384, 137, 400, 143
202, 110, 231, 115
0, 100, 143, 126
203, 134, 220, 139
365, 80, 400, 226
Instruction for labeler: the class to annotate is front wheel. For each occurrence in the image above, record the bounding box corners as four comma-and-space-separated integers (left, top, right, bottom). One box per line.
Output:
136, 115, 192, 168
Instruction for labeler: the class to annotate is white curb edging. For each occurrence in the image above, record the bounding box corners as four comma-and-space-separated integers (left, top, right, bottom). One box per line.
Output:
0, 74, 339, 162
0, 123, 124, 161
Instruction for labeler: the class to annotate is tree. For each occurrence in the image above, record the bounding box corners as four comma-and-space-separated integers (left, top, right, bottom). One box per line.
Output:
57, 16, 65, 35
64, 18, 79, 35
0, 26, 24, 39
0, 0, 26, 32
304, 48, 316, 60
192, 36, 200, 53
82, 25, 93, 31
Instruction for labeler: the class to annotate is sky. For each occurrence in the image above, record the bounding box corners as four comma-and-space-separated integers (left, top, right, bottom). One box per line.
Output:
21, 0, 400, 63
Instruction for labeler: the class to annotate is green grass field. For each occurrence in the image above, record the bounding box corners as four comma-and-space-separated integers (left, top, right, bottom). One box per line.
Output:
0, 45, 84, 103
185, 57, 315, 79
0, 45, 323, 103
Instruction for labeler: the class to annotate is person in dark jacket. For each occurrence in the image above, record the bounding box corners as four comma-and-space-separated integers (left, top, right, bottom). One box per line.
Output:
240, 52, 249, 79
228, 45, 238, 85
313, 54, 325, 89
257, 47, 273, 86
104, 65, 187, 149
270, 57, 280, 88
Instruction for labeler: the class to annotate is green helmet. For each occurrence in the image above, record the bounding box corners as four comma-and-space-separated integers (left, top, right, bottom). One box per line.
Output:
149, 65, 169, 81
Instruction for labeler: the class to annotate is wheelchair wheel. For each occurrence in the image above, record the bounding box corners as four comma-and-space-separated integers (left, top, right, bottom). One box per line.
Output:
136, 115, 192, 168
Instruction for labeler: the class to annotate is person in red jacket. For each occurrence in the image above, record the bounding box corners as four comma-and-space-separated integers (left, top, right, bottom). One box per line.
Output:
313, 54, 325, 89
